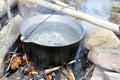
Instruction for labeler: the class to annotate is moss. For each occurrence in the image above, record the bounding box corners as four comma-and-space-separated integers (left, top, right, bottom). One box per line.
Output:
112, 7, 120, 13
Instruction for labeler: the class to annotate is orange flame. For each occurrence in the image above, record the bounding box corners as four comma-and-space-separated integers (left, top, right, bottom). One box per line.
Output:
48, 73, 53, 80
11, 56, 22, 69
28, 69, 39, 77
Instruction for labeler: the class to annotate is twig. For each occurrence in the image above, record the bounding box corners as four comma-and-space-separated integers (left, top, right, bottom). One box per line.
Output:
44, 60, 76, 74
0, 73, 9, 80
3, 47, 19, 72
66, 65, 75, 80
68, 60, 76, 64
61, 66, 75, 80
45, 66, 61, 74
43, 73, 50, 80
80, 65, 95, 80
5, 54, 17, 72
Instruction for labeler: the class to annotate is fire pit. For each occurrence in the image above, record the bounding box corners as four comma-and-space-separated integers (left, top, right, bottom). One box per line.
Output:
4, 43, 90, 80
19, 14, 85, 68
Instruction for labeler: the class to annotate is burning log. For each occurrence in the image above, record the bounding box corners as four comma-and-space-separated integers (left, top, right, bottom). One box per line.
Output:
0, 0, 18, 18
0, 15, 23, 77
61, 66, 75, 80
4, 53, 77, 80
25, 0, 120, 34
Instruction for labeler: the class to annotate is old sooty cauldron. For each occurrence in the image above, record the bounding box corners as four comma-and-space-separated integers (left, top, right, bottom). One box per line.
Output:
19, 14, 85, 68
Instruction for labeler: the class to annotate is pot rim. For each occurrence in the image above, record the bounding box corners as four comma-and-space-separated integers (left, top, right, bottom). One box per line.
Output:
20, 14, 85, 47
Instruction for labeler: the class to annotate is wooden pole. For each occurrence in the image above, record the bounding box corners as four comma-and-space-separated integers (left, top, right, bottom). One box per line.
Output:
25, 0, 120, 33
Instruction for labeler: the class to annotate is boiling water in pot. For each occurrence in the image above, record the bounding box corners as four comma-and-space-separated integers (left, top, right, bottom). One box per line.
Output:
24, 22, 81, 46
32, 32, 69, 46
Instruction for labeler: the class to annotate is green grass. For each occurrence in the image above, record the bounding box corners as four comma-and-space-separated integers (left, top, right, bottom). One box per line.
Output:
112, 7, 120, 13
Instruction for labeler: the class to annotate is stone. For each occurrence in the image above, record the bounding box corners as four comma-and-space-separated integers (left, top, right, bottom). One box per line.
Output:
0, 15, 23, 77
112, 0, 120, 8
111, 12, 120, 24
88, 47, 120, 73
83, 26, 120, 49
104, 71, 120, 80
91, 67, 109, 80
91, 66, 120, 80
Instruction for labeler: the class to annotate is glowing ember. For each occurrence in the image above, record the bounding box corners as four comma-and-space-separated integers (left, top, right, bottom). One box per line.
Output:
48, 73, 53, 80
10, 56, 22, 70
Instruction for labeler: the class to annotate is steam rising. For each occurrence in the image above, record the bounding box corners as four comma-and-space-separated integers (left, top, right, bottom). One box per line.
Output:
80, 0, 112, 32
76, 0, 112, 58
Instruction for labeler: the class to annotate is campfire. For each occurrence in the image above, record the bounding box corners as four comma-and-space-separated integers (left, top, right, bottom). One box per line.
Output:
0, 0, 120, 80
2, 42, 92, 80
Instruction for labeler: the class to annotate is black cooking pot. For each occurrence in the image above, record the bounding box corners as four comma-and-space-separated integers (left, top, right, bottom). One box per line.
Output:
20, 15, 85, 68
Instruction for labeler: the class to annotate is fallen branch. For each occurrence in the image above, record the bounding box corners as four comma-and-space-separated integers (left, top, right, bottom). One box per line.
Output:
25, 0, 120, 34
